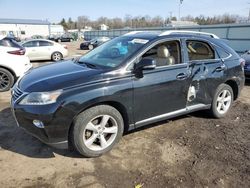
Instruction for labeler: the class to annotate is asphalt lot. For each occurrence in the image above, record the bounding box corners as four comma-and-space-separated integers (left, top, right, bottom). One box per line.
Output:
0, 41, 249, 187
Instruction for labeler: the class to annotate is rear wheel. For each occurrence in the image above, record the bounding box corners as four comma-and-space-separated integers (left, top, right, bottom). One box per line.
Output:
71, 105, 124, 157
88, 44, 94, 50
0, 68, 14, 92
51, 52, 62, 61
210, 84, 233, 118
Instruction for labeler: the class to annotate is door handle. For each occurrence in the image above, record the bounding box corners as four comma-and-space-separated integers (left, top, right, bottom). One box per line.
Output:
215, 64, 226, 72
176, 73, 188, 80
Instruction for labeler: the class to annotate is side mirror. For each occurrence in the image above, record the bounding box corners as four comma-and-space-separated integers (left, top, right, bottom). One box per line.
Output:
134, 58, 156, 78
135, 58, 156, 70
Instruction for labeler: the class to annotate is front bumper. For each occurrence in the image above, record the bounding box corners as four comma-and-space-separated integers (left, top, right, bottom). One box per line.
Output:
11, 95, 75, 149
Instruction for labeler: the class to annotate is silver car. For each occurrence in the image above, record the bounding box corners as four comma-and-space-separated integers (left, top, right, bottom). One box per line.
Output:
22, 39, 68, 61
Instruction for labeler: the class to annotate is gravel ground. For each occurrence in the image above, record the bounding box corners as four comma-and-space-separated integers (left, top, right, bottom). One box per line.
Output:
0, 42, 249, 188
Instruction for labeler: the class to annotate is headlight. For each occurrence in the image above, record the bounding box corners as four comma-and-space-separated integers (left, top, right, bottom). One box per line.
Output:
19, 90, 63, 105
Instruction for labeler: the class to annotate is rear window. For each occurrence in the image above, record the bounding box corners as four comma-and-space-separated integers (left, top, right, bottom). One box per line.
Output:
0, 38, 22, 48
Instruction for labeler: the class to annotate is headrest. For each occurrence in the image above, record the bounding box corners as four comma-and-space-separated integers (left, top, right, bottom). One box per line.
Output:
157, 45, 170, 58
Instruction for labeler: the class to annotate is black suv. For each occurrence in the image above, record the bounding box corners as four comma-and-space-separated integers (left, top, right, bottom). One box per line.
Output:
11, 31, 245, 157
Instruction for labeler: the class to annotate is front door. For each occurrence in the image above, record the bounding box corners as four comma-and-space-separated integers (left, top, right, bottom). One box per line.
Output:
133, 40, 191, 126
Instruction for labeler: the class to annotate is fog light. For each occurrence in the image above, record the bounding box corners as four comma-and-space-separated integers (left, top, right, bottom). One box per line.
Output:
33, 120, 44, 128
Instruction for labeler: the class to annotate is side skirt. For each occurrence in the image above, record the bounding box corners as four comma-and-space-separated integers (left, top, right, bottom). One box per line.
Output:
132, 104, 211, 128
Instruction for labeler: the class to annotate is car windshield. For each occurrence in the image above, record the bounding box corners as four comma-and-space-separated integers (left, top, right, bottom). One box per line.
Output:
79, 36, 149, 68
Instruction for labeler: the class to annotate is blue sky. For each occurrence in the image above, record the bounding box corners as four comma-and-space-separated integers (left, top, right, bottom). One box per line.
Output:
0, 0, 249, 22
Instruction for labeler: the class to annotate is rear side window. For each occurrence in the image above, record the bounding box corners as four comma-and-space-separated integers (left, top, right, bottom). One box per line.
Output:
0, 38, 21, 48
23, 41, 39, 47
186, 40, 215, 61
39, 41, 53, 46
215, 46, 231, 59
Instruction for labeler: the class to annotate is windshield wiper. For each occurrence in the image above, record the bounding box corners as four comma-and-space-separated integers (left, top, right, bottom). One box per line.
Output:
77, 61, 97, 69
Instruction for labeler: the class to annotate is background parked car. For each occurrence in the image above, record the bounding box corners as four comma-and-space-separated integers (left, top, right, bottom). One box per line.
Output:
0, 35, 32, 92
31, 35, 44, 39
22, 39, 68, 61
55, 34, 74, 42
80, 37, 110, 50
241, 50, 250, 79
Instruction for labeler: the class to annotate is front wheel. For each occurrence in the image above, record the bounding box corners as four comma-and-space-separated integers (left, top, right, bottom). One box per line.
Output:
0, 68, 14, 92
210, 84, 234, 118
71, 105, 124, 157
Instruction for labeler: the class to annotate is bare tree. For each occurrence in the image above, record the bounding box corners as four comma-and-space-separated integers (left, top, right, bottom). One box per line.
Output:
77, 16, 90, 29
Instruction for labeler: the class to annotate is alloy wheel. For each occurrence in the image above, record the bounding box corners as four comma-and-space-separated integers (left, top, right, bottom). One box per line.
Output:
216, 89, 232, 115
83, 115, 118, 151
0, 71, 10, 91
52, 52, 61, 61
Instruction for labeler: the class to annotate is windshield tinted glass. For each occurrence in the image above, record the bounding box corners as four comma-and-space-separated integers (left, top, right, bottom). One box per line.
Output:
79, 36, 148, 68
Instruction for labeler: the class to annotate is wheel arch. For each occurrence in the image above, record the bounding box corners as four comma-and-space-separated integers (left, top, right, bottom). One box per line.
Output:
68, 100, 131, 146
225, 79, 239, 100
0, 65, 17, 79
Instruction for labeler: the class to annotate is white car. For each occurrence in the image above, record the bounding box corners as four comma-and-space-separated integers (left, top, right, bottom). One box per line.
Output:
22, 39, 68, 61
0, 36, 32, 92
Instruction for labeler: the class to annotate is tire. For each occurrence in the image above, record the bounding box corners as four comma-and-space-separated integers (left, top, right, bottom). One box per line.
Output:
210, 84, 234, 118
88, 44, 94, 50
71, 105, 124, 157
0, 68, 14, 92
51, 52, 62, 61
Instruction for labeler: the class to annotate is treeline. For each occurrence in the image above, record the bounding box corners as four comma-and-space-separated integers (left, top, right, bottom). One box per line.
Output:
58, 14, 248, 30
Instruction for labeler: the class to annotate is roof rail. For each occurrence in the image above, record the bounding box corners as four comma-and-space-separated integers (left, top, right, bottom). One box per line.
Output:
159, 30, 220, 39
124, 31, 148, 36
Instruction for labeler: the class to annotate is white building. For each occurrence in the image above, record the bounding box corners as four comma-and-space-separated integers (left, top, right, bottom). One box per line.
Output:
50, 24, 64, 35
100, 24, 109, 30
0, 18, 50, 39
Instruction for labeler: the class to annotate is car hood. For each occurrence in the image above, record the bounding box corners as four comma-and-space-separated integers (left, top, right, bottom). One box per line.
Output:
18, 59, 104, 92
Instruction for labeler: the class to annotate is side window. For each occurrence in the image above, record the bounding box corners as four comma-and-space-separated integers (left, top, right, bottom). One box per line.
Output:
23, 41, 39, 47
142, 40, 181, 67
39, 41, 53, 47
186, 40, 215, 61
215, 46, 231, 59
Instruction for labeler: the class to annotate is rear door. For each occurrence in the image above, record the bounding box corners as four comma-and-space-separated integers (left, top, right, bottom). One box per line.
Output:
38, 40, 54, 59
185, 39, 226, 106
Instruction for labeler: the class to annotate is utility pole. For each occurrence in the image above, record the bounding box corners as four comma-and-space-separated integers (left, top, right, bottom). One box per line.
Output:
248, 3, 250, 21
169, 11, 173, 21
178, 0, 183, 21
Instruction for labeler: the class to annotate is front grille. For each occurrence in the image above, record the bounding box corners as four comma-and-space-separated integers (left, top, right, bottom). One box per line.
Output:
12, 86, 24, 102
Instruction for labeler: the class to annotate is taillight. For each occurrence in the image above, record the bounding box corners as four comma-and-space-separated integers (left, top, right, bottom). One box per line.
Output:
8, 48, 26, 55
240, 58, 245, 67
64, 45, 68, 49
